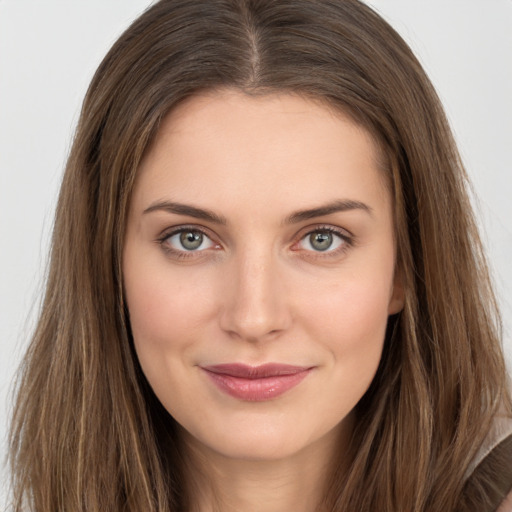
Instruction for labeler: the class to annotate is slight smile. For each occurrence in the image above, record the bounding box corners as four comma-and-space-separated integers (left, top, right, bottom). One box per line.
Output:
200, 363, 314, 401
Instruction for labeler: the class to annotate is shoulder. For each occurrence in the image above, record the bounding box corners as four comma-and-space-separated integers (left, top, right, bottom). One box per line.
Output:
469, 415, 512, 475
465, 415, 512, 512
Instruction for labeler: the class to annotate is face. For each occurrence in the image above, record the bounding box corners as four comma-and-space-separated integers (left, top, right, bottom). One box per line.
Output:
123, 90, 403, 462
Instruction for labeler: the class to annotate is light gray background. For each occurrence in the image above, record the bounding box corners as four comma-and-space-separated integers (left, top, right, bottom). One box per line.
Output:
1, 1, 511, 507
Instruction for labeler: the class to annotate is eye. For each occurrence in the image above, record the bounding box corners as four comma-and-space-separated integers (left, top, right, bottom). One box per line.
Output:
297, 228, 348, 253
162, 228, 216, 252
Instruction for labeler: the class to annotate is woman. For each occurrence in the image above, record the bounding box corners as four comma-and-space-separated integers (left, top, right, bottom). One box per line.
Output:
9, 0, 512, 511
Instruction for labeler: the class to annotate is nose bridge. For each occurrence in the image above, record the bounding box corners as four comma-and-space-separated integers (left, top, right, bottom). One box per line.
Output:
220, 242, 290, 341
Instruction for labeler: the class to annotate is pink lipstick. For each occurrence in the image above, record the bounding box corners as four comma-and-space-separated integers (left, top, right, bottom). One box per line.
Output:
201, 363, 312, 401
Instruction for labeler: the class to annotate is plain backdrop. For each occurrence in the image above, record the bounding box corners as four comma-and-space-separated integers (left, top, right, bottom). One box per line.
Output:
1, 0, 511, 506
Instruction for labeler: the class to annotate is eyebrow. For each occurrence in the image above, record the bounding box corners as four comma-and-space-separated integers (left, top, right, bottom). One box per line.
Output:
143, 199, 372, 225
284, 199, 373, 224
143, 201, 228, 225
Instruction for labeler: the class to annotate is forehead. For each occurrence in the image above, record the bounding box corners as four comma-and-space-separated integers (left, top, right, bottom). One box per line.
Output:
132, 90, 390, 217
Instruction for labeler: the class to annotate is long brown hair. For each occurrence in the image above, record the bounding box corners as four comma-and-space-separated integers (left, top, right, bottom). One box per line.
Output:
9, 1, 511, 510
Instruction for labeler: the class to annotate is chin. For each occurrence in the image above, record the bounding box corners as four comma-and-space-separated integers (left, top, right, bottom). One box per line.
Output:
180, 408, 348, 464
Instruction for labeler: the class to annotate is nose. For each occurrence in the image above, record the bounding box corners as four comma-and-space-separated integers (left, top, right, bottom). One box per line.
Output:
219, 249, 292, 342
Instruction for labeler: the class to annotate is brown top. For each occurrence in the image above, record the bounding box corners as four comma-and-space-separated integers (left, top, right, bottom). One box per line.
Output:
470, 416, 512, 476
464, 416, 512, 512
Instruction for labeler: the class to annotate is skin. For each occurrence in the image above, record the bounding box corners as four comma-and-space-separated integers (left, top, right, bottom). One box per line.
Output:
123, 90, 404, 512
498, 492, 512, 512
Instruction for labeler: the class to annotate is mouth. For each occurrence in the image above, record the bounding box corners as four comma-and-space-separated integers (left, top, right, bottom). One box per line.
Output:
200, 363, 313, 401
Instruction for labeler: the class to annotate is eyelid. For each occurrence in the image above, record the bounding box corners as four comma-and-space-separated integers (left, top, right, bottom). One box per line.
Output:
155, 223, 355, 260
294, 223, 354, 242
157, 224, 221, 257
291, 224, 355, 256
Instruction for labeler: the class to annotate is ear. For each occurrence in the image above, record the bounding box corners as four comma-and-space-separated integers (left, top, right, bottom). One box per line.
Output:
388, 268, 405, 315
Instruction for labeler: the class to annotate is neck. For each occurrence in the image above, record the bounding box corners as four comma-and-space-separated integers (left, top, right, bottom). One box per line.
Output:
181, 416, 354, 512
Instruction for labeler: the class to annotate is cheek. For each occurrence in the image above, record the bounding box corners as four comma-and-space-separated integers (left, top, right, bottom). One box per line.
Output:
317, 287, 389, 417
124, 251, 215, 338
306, 262, 394, 340
127, 277, 192, 343
324, 284, 388, 368
301, 264, 394, 382
123, 258, 218, 416
123, 251, 216, 381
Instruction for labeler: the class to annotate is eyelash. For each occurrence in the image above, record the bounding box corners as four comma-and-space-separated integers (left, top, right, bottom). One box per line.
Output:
293, 225, 354, 259
157, 225, 219, 260
156, 224, 354, 260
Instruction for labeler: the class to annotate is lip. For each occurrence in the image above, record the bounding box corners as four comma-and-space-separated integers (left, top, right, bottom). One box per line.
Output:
200, 363, 313, 401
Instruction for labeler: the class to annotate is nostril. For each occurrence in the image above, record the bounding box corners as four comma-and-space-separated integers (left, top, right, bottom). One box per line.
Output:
219, 300, 291, 342
218, 255, 292, 341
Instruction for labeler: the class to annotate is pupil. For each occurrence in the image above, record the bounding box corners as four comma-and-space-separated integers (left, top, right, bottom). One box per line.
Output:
180, 231, 203, 250
310, 232, 332, 251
